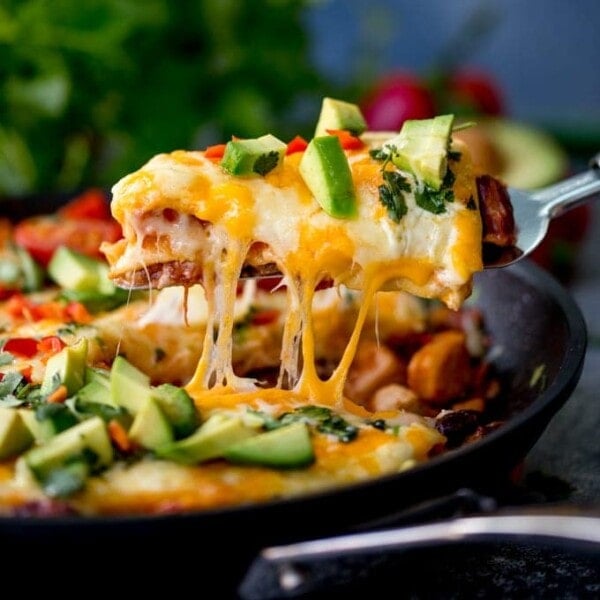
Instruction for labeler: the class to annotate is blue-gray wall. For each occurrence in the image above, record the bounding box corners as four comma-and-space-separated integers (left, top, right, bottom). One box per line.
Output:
304, 0, 599, 124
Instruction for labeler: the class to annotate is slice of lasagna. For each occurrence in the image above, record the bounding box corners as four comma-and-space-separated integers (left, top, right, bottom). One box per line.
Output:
102, 101, 512, 403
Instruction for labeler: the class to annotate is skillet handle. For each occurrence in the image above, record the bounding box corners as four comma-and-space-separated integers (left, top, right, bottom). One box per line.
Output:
239, 510, 600, 600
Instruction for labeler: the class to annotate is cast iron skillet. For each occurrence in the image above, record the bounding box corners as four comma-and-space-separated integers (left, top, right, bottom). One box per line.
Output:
0, 258, 586, 592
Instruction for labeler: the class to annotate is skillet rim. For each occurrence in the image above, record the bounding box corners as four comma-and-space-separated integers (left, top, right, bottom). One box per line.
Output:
0, 259, 587, 531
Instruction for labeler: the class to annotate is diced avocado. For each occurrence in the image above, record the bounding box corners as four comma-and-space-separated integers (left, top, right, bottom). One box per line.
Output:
153, 384, 199, 439
40, 338, 88, 397
129, 397, 174, 450
314, 97, 367, 137
383, 115, 454, 190
221, 134, 287, 176
78, 380, 114, 409
0, 408, 33, 459
85, 367, 111, 387
25, 416, 113, 481
77, 368, 129, 424
48, 246, 106, 292
299, 135, 357, 218
110, 356, 153, 415
224, 422, 314, 468
78, 378, 114, 408
33, 403, 79, 440
18, 409, 47, 443
156, 414, 256, 465
14, 246, 44, 292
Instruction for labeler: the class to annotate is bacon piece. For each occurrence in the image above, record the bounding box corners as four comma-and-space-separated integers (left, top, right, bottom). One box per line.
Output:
476, 175, 517, 247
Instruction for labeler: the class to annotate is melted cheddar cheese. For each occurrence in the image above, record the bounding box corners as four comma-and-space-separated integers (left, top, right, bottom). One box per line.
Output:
103, 140, 482, 411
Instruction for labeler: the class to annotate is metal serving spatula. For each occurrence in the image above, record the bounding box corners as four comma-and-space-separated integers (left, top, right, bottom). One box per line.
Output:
483, 152, 600, 268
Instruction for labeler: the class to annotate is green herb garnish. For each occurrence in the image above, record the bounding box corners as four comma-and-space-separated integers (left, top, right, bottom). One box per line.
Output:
378, 170, 411, 223
250, 405, 359, 443
253, 151, 280, 176
414, 167, 456, 214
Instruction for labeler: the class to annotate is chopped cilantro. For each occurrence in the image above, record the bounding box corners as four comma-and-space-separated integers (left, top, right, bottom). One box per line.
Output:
378, 170, 410, 223
42, 460, 89, 498
74, 398, 129, 424
253, 151, 280, 176
0, 352, 14, 366
249, 405, 359, 443
414, 167, 456, 214
369, 148, 387, 161
0, 372, 23, 398
0, 395, 23, 408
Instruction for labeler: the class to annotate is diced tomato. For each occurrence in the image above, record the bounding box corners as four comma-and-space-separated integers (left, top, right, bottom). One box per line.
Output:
3, 337, 39, 358
448, 70, 504, 116
0, 286, 16, 301
361, 72, 436, 130
65, 302, 92, 324
4, 294, 91, 324
325, 129, 364, 150
58, 189, 112, 220
13, 216, 122, 266
37, 336, 66, 355
20, 366, 32, 382
204, 144, 227, 159
251, 309, 280, 326
286, 135, 308, 155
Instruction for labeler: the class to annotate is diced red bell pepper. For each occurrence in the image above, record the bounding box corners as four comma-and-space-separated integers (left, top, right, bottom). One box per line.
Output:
326, 129, 364, 150
37, 336, 66, 355
3, 337, 39, 358
286, 135, 308, 155
204, 144, 227, 159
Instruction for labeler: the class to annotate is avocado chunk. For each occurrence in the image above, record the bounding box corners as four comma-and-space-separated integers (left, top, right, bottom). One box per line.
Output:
224, 422, 314, 468
41, 338, 88, 397
129, 397, 174, 450
48, 246, 112, 293
156, 413, 256, 465
18, 409, 47, 443
0, 408, 33, 459
299, 135, 357, 218
110, 356, 153, 415
25, 416, 113, 482
314, 97, 367, 137
221, 134, 287, 176
384, 114, 454, 190
153, 384, 198, 439
14, 246, 44, 292
78, 368, 114, 407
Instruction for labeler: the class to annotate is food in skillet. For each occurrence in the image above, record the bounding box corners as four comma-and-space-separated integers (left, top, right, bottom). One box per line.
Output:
0, 98, 514, 515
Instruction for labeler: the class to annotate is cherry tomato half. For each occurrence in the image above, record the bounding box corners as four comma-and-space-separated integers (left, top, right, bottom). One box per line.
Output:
13, 216, 122, 266
58, 189, 112, 220
448, 69, 504, 116
361, 72, 436, 131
